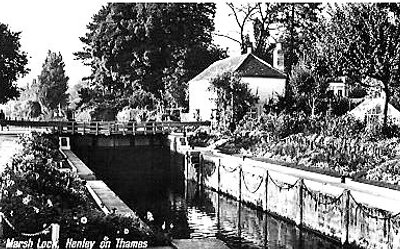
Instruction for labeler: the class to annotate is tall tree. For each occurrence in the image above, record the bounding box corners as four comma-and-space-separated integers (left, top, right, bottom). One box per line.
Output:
276, 3, 323, 101
75, 3, 226, 116
37, 50, 69, 112
218, 3, 280, 59
0, 23, 29, 104
290, 58, 330, 117
324, 3, 400, 129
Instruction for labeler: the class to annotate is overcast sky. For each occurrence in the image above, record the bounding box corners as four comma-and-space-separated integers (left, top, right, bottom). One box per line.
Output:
0, 1, 241, 88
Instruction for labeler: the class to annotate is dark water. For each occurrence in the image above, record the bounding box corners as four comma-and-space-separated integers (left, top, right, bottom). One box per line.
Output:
73, 144, 341, 249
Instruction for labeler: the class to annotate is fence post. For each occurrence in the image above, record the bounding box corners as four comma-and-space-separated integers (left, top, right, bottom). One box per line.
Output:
265, 170, 269, 212
153, 122, 156, 134
341, 189, 350, 245
133, 123, 136, 135
83, 122, 86, 135
237, 164, 243, 239
0, 213, 3, 238
185, 151, 189, 181
51, 223, 60, 248
295, 179, 304, 227
71, 122, 75, 135
239, 164, 243, 203
199, 155, 204, 188
217, 158, 221, 193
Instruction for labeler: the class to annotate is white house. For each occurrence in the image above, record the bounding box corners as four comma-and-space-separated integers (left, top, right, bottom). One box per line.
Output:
188, 51, 286, 121
327, 77, 348, 98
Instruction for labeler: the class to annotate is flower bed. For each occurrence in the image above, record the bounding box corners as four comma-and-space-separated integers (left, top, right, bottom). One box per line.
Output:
202, 113, 400, 186
0, 132, 169, 246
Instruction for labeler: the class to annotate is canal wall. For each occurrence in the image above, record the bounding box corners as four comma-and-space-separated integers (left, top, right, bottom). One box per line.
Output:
68, 134, 168, 148
58, 137, 153, 234
169, 134, 400, 249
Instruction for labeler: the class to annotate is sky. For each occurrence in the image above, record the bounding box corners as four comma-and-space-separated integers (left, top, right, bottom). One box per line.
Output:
0, 1, 241, 88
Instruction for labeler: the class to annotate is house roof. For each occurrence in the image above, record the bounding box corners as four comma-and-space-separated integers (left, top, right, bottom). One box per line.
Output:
190, 53, 286, 82
348, 97, 400, 123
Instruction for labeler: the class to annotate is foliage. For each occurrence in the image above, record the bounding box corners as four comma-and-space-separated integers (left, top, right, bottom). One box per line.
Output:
276, 3, 323, 71
208, 72, 258, 131
322, 3, 400, 129
37, 50, 69, 111
348, 86, 367, 99
26, 101, 42, 118
221, 3, 323, 65
116, 107, 160, 122
290, 59, 329, 116
209, 113, 400, 185
68, 81, 87, 110
0, 132, 169, 245
75, 3, 226, 116
0, 23, 29, 104
128, 89, 158, 110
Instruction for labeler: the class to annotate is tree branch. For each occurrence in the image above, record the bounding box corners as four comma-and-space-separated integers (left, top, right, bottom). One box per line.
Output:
213, 32, 242, 44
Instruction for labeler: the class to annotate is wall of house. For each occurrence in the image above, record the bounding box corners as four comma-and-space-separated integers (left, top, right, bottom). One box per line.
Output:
189, 77, 285, 121
328, 82, 347, 97
188, 79, 216, 121
242, 77, 285, 104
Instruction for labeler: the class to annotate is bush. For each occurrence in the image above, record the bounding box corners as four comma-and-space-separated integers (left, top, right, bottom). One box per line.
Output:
212, 113, 400, 185
0, 132, 169, 246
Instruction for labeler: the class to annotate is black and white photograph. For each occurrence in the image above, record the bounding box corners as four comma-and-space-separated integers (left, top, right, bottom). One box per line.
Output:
1, 1, 400, 248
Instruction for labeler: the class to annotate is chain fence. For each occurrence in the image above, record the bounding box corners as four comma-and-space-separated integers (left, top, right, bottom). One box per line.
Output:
0, 212, 52, 237
241, 171, 264, 194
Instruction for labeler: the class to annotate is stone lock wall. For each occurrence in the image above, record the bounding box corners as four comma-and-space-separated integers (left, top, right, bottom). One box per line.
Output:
182, 148, 400, 248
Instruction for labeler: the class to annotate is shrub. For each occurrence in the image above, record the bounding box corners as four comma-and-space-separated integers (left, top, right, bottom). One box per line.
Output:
0, 132, 169, 246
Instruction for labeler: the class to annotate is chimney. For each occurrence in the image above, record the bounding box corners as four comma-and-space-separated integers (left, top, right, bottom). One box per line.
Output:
273, 42, 284, 71
242, 35, 252, 54
246, 43, 252, 54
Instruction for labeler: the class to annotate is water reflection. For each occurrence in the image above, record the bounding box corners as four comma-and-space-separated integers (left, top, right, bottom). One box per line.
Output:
73, 144, 342, 249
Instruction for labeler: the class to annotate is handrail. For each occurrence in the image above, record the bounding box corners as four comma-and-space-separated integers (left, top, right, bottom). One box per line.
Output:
0, 119, 210, 135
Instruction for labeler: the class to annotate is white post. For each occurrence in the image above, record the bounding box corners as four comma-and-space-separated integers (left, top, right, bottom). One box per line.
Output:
51, 223, 60, 249
0, 213, 3, 238
59, 137, 70, 150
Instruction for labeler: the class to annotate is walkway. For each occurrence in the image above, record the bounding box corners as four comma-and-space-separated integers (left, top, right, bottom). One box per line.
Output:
61, 150, 96, 180
172, 238, 230, 249
1, 120, 210, 136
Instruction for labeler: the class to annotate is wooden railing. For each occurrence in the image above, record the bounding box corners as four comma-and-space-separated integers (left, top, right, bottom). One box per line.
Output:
0, 119, 210, 135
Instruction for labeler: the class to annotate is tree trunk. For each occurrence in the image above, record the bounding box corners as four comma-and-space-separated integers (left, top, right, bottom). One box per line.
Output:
285, 3, 295, 102
383, 84, 390, 132
311, 98, 316, 118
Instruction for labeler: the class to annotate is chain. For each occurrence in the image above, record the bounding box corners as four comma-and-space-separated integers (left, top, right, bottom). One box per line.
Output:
220, 163, 239, 173
241, 171, 264, 194
349, 193, 392, 220
268, 173, 299, 190
0, 212, 52, 237
302, 184, 343, 206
